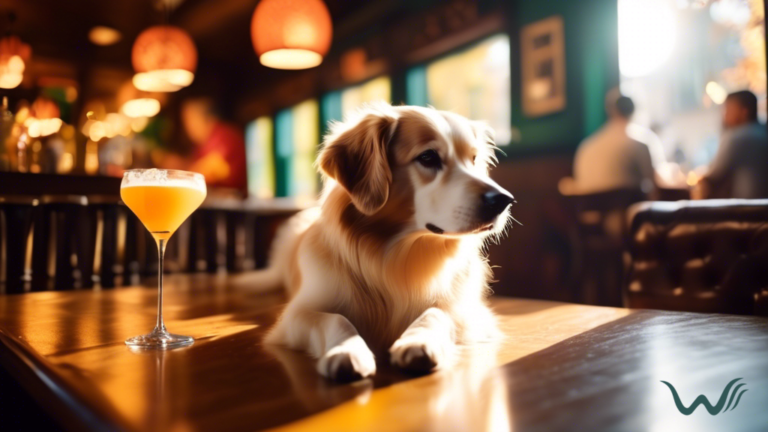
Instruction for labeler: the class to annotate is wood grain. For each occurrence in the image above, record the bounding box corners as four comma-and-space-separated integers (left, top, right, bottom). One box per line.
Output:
1, 274, 767, 432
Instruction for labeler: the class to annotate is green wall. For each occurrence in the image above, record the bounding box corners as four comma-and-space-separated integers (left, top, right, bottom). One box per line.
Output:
508, 0, 620, 155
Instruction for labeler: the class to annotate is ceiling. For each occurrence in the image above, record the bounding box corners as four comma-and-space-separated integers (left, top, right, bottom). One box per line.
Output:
2, 0, 387, 63
0, 0, 387, 107
0, 0, 478, 119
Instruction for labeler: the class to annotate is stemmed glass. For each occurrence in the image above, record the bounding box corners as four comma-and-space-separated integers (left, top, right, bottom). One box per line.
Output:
121, 169, 207, 349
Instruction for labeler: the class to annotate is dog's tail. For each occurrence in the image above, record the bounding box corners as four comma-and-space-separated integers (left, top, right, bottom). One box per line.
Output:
229, 267, 283, 293
229, 207, 321, 294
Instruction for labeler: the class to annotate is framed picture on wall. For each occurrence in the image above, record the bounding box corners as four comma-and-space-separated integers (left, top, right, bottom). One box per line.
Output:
521, 16, 566, 117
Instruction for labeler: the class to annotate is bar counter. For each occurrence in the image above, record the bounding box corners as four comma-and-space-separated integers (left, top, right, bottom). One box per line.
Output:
0, 172, 123, 197
0, 171, 311, 213
1, 274, 767, 431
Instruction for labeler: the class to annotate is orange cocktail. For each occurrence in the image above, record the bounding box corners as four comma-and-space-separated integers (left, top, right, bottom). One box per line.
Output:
121, 184, 206, 241
121, 169, 206, 349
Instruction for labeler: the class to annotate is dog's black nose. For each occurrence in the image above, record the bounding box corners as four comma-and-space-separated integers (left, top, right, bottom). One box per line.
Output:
479, 190, 514, 222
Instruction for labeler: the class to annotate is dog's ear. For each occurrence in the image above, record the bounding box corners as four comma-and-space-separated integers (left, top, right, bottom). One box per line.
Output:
319, 109, 398, 215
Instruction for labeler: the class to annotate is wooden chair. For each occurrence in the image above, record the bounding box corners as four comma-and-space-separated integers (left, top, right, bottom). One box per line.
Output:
560, 184, 647, 306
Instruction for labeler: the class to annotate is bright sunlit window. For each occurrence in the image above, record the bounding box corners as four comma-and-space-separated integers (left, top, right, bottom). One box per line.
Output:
341, 76, 391, 115
245, 116, 275, 199
618, 0, 677, 77
409, 34, 512, 145
321, 76, 392, 131
619, 0, 766, 174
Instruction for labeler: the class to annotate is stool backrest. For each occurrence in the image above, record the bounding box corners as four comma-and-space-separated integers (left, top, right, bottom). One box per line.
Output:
0, 196, 38, 294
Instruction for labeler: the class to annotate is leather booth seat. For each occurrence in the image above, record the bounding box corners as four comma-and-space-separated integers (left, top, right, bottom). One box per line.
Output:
625, 200, 768, 316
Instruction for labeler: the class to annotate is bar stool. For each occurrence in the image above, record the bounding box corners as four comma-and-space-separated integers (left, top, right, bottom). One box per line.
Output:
250, 213, 298, 270
0, 196, 38, 294
87, 196, 128, 288
31, 195, 92, 291
123, 211, 150, 285
188, 209, 227, 273
123, 213, 188, 280
226, 210, 256, 272
163, 218, 192, 273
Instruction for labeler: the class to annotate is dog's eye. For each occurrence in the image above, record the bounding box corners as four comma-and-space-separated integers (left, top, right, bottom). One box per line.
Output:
415, 150, 442, 169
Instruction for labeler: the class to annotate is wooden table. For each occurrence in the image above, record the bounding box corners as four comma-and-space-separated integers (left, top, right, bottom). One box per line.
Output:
1, 275, 767, 432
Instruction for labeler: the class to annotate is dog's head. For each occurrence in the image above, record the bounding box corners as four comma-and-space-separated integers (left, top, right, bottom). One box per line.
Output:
319, 103, 514, 238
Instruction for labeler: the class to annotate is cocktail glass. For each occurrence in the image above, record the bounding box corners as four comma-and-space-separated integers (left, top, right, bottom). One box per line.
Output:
121, 169, 206, 349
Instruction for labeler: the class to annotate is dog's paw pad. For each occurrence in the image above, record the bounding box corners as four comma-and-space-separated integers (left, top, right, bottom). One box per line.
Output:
390, 342, 441, 373
317, 340, 376, 382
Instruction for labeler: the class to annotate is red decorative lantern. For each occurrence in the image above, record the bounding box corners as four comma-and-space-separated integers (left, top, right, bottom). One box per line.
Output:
251, 0, 333, 70
0, 36, 31, 89
131, 26, 197, 92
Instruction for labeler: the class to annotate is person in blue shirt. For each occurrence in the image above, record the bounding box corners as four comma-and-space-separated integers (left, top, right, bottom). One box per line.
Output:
699, 90, 768, 199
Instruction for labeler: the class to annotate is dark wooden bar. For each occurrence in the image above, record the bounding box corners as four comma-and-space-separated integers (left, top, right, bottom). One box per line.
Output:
0, 172, 122, 197
0, 275, 766, 431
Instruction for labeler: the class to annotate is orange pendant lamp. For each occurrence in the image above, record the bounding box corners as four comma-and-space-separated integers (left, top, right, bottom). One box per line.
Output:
0, 36, 31, 89
251, 0, 332, 70
131, 25, 197, 92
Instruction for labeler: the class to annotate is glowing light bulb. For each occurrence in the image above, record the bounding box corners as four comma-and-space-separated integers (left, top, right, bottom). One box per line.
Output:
121, 98, 161, 118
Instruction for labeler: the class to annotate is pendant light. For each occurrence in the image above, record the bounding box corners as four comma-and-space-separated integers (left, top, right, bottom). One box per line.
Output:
251, 0, 333, 70
131, 25, 197, 92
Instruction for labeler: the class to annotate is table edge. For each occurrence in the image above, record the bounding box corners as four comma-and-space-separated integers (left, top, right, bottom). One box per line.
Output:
0, 328, 125, 432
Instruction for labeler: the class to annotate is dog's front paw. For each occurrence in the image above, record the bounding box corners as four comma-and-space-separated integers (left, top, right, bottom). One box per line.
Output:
317, 336, 376, 382
389, 336, 453, 373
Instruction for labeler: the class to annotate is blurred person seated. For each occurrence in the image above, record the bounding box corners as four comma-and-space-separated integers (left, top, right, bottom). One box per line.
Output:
696, 90, 768, 199
157, 97, 246, 194
573, 90, 665, 196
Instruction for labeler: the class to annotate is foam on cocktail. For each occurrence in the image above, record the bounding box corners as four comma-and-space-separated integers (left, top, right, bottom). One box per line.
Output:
121, 169, 206, 193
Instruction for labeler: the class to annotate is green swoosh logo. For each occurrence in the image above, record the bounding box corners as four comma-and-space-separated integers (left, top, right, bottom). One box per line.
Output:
661, 378, 746, 415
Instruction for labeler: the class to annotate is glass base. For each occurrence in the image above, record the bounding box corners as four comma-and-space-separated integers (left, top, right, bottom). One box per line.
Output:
125, 327, 194, 349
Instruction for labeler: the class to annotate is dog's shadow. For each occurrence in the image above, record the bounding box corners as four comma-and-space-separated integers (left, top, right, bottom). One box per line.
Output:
262, 343, 376, 411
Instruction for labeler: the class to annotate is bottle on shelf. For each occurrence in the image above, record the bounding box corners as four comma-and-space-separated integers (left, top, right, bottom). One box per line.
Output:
0, 97, 13, 171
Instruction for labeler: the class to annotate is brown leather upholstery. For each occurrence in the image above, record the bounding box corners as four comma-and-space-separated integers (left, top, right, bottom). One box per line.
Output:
625, 200, 768, 316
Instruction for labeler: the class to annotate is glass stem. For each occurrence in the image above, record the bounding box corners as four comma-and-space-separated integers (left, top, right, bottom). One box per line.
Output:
156, 238, 167, 333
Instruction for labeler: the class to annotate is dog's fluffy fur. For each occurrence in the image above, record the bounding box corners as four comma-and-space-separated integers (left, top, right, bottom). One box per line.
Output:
249, 103, 514, 381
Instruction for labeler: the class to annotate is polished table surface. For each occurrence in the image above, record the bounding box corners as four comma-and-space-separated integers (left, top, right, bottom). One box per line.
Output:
1, 275, 767, 432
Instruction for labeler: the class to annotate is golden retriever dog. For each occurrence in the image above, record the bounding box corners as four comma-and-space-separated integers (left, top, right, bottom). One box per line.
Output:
248, 103, 515, 381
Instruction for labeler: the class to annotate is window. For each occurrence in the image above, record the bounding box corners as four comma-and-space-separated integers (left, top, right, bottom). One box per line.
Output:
321, 76, 392, 130
408, 34, 512, 145
275, 99, 320, 199
341, 76, 391, 115
618, 0, 766, 173
245, 117, 275, 199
